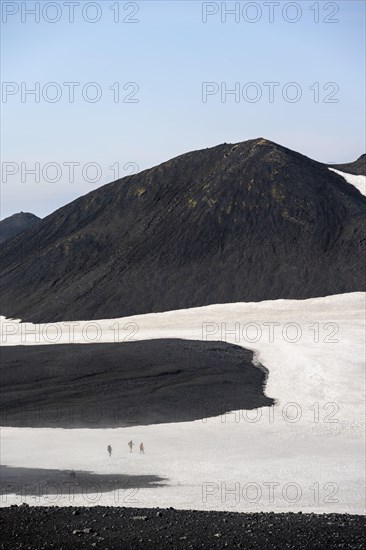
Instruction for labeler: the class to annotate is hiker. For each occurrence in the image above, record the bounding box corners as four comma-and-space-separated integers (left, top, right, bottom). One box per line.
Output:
139, 442, 144, 454
107, 444, 112, 457
128, 440, 134, 453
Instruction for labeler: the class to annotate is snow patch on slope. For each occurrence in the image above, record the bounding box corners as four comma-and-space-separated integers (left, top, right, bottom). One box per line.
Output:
329, 168, 366, 196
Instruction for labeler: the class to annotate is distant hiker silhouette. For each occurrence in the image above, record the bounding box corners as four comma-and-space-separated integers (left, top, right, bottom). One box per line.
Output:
107, 445, 112, 457
128, 440, 134, 453
139, 442, 144, 454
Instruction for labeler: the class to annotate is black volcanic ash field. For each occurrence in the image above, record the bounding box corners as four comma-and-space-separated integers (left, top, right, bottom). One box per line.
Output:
0, 339, 274, 428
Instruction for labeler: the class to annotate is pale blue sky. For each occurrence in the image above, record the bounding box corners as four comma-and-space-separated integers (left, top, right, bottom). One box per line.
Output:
1, 0, 365, 218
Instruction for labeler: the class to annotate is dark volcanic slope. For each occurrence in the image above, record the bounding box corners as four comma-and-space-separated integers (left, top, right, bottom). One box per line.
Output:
330, 154, 366, 175
0, 212, 41, 244
0, 339, 274, 428
1, 138, 365, 322
0, 507, 364, 550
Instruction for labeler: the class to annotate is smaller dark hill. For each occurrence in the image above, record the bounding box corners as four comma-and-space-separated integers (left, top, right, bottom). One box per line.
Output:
0, 212, 41, 244
329, 154, 366, 176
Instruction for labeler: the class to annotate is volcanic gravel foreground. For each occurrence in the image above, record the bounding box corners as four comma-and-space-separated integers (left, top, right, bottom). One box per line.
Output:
0, 506, 364, 549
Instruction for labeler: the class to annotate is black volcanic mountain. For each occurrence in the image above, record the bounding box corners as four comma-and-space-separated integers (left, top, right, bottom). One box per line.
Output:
0, 138, 365, 322
0, 212, 41, 244
329, 154, 366, 176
